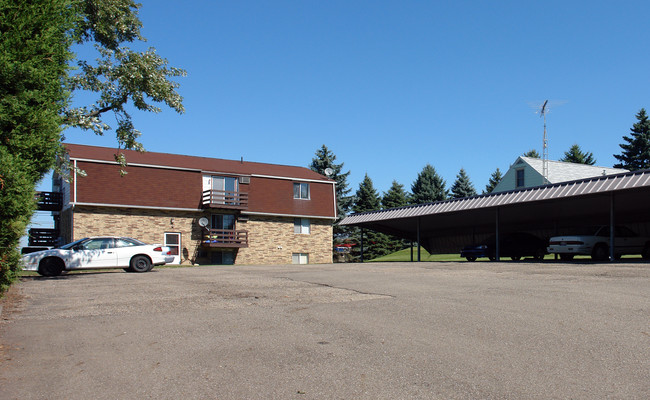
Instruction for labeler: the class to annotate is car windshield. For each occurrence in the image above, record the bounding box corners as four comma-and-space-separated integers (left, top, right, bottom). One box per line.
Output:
58, 238, 88, 249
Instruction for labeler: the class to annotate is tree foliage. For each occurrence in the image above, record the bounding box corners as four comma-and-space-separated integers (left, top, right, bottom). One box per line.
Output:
484, 167, 503, 194
0, 0, 76, 293
410, 164, 447, 204
0, 0, 185, 294
523, 149, 540, 158
310, 144, 352, 221
450, 168, 477, 199
613, 109, 650, 171
382, 180, 409, 209
560, 144, 596, 165
351, 174, 390, 261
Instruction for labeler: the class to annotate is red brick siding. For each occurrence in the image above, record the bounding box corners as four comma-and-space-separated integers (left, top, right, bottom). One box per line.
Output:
247, 177, 335, 217
74, 161, 202, 209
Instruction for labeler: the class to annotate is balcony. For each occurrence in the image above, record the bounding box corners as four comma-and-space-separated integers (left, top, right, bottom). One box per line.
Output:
35, 191, 62, 211
202, 190, 248, 210
28, 228, 59, 247
201, 229, 249, 248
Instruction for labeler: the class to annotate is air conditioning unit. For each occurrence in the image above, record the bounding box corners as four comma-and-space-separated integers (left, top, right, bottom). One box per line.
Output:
239, 176, 250, 184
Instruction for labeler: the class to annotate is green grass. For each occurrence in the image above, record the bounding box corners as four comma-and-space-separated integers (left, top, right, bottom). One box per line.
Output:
369, 248, 465, 262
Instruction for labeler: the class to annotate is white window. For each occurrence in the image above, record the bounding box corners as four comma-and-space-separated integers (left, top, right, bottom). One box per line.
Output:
293, 182, 310, 199
292, 253, 309, 264
294, 218, 310, 234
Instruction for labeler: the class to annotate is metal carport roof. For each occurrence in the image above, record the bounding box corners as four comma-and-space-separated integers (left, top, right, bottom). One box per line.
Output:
340, 169, 650, 255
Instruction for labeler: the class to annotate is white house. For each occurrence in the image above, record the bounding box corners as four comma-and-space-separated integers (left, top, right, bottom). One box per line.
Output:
492, 156, 627, 193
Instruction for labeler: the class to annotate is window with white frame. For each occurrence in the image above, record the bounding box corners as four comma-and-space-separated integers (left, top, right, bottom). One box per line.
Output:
292, 253, 309, 264
293, 182, 310, 199
294, 218, 310, 234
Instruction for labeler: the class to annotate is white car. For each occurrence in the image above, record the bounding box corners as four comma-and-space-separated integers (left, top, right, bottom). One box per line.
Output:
22, 237, 174, 276
547, 226, 650, 261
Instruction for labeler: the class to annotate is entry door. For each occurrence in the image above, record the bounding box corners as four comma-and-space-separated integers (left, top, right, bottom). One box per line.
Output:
164, 232, 181, 264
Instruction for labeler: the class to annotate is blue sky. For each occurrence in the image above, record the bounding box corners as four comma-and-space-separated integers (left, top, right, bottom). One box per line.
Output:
35, 0, 650, 229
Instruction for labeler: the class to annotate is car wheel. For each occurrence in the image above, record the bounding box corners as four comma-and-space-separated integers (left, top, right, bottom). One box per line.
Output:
591, 244, 609, 261
511, 256, 521, 261
466, 256, 477, 262
130, 255, 152, 273
642, 244, 650, 260
534, 248, 545, 260
559, 254, 574, 261
37, 258, 64, 277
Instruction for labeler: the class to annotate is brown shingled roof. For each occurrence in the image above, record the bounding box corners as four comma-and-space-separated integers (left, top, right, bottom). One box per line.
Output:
64, 143, 332, 181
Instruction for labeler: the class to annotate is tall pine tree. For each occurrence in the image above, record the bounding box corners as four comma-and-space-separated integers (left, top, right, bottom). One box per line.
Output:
613, 109, 650, 170
484, 168, 503, 194
523, 149, 541, 158
560, 144, 596, 165
352, 174, 390, 261
310, 144, 352, 234
381, 181, 410, 253
381, 181, 408, 209
410, 164, 447, 204
450, 168, 477, 199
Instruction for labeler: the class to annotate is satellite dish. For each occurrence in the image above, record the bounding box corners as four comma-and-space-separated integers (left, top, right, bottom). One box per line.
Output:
324, 168, 334, 177
198, 217, 209, 227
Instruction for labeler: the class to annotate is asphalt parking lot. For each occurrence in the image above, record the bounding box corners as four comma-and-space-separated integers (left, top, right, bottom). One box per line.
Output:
1, 261, 649, 399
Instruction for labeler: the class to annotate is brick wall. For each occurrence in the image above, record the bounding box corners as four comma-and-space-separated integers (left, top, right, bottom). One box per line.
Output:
237, 216, 333, 264
70, 206, 333, 265
72, 206, 203, 265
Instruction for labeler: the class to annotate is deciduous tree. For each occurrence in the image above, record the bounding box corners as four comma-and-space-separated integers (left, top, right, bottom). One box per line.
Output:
0, 0, 185, 294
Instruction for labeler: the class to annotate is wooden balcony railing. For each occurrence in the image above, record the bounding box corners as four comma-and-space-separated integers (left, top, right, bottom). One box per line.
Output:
202, 229, 249, 248
28, 228, 59, 247
35, 191, 62, 211
202, 190, 248, 210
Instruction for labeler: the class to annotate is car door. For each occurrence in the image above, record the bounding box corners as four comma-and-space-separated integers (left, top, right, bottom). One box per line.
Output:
615, 226, 644, 254
113, 238, 143, 267
69, 238, 118, 269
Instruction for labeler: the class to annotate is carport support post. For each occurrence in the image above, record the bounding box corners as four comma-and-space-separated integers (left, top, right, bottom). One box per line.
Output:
360, 227, 364, 263
610, 193, 615, 262
417, 217, 421, 262
495, 207, 500, 261
410, 241, 414, 262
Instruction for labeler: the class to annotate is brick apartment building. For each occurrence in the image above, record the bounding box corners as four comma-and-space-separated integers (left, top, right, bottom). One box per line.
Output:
41, 144, 336, 265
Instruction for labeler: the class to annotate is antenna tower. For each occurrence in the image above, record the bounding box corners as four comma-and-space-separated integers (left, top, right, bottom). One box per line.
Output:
539, 100, 549, 184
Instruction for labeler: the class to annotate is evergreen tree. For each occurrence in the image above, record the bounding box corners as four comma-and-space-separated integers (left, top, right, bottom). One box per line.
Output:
381, 181, 410, 253
351, 174, 390, 260
560, 144, 596, 165
484, 167, 503, 194
450, 168, 477, 199
0, 0, 185, 294
310, 145, 352, 223
613, 109, 650, 170
381, 181, 409, 209
523, 149, 541, 158
410, 164, 447, 204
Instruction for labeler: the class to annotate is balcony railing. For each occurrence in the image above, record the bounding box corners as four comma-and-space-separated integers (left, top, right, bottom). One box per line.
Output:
202, 190, 248, 210
28, 228, 59, 247
35, 191, 62, 211
202, 229, 249, 248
